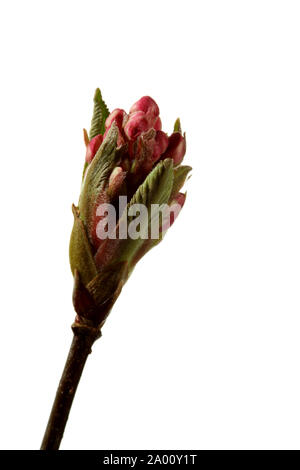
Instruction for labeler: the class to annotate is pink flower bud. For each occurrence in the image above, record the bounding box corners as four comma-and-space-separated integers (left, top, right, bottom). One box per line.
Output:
152, 131, 169, 162
160, 192, 186, 233
124, 111, 150, 140
129, 96, 159, 127
104, 109, 128, 146
172, 192, 186, 208
169, 192, 186, 226
161, 132, 186, 165
105, 108, 127, 130
154, 117, 162, 131
108, 166, 126, 194
85, 134, 103, 163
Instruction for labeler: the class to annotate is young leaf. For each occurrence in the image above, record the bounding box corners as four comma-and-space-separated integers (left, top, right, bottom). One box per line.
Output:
89, 88, 110, 139
94, 159, 174, 270
173, 117, 182, 133
69, 205, 98, 285
79, 123, 119, 227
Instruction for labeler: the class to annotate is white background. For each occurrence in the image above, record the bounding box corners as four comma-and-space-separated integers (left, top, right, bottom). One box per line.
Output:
0, 0, 299, 450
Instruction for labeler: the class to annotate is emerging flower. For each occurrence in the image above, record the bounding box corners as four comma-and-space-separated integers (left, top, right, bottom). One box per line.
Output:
69, 89, 191, 329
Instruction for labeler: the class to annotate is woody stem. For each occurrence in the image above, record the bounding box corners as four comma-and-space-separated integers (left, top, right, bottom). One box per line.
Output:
40, 325, 100, 450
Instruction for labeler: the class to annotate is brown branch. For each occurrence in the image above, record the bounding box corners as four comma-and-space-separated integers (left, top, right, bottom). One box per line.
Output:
40, 324, 101, 450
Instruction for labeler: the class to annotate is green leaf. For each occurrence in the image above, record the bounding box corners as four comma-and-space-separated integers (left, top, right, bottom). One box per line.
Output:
114, 158, 174, 265
173, 118, 182, 133
79, 123, 119, 227
169, 165, 192, 202
82, 161, 88, 180
72, 261, 128, 327
86, 260, 128, 326
87, 261, 128, 307
69, 205, 98, 285
89, 88, 110, 139
129, 158, 174, 210
83, 128, 89, 145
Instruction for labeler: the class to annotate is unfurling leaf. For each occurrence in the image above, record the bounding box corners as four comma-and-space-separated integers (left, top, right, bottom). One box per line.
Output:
69, 205, 97, 285
89, 88, 110, 139
79, 123, 119, 227
173, 117, 182, 133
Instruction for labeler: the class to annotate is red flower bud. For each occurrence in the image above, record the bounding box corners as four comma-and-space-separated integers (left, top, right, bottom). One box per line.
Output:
105, 108, 127, 130
108, 166, 126, 195
104, 109, 128, 146
162, 132, 186, 165
168, 192, 186, 228
129, 96, 159, 127
124, 111, 150, 140
172, 191, 186, 208
152, 130, 169, 162
154, 117, 162, 131
85, 134, 103, 163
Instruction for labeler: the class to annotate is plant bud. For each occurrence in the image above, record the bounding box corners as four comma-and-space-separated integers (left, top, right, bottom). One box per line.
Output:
85, 134, 103, 163
162, 132, 186, 165
70, 89, 191, 330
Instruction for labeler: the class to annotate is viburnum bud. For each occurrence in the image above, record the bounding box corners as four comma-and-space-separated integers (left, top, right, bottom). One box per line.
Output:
154, 117, 162, 131
105, 108, 127, 130
129, 96, 159, 125
153, 130, 169, 162
69, 89, 191, 331
162, 132, 186, 165
104, 108, 128, 145
124, 111, 150, 140
108, 166, 126, 195
85, 134, 103, 163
